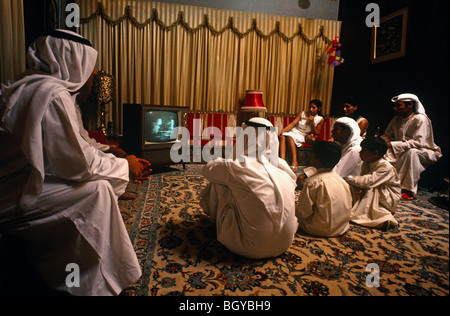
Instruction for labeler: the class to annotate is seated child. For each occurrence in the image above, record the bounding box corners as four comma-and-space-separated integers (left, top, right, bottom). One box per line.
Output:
346, 138, 401, 230
296, 141, 353, 237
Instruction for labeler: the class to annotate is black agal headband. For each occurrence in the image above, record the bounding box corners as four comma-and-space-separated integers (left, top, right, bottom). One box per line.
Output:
42, 29, 92, 47
245, 120, 276, 131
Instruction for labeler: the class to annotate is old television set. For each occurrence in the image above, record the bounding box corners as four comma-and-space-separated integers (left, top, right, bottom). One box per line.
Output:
123, 104, 189, 167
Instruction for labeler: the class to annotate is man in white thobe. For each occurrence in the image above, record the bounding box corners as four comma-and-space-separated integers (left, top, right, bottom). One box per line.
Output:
0, 30, 149, 295
199, 118, 298, 259
346, 138, 401, 230
382, 93, 442, 199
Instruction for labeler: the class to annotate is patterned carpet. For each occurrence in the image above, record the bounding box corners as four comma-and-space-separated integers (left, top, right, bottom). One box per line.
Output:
119, 164, 449, 296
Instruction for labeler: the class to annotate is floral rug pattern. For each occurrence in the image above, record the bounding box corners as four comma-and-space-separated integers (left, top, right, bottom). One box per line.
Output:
119, 165, 449, 296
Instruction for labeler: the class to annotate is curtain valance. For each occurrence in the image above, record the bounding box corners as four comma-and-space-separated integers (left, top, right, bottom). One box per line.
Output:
80, 1, 334, 45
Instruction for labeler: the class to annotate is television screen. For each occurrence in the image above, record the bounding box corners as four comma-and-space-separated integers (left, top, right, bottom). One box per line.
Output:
144, 110, 179, 143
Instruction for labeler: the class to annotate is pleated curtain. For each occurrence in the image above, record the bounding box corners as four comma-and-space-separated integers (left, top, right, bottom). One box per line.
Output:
77, 0, 341, 132
0, 0, 26, 85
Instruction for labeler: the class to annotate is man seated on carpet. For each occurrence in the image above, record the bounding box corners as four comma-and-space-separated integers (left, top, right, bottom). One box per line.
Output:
381, 93, 442, 200
0, 29, 151, 295
346, 137, 401, 230
199, 117, 298, 259
296, 141, 353, 237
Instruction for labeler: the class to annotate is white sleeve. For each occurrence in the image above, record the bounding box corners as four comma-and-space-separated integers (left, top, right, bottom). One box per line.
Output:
75, 104, 111, 152
202, 159, 234, 186
390, 116, 430, 156
346, 163, 392, 190
42, 92, 129, 196
382, 118, 397, 141
80, 127, 111, 152
303, 167, 317, 178
333, 148, 361, 178
296, 180, 316, 221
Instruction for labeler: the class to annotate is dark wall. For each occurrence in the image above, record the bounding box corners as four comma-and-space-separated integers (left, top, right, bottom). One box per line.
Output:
23, 0, 47, 50
23, 0, 75, 50
332, 0, 449, 191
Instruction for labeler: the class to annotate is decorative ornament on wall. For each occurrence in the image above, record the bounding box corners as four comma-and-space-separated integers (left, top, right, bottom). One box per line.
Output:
298, 0, 311, 9
326, 36, 344, 67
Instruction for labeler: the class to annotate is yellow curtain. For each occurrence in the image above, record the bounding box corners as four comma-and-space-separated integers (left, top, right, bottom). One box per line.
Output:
0, 0, 26, 85
77, 0, 341, 132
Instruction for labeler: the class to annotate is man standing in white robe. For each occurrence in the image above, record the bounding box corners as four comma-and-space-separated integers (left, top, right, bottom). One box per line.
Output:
381, 94, 442, 199
199, 118, 298, 259
346, 138, 401, 230
0, 30, 150, 295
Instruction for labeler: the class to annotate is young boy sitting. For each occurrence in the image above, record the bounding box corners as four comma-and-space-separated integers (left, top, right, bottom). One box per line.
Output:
296, 141, 353, 237
346, 137, 401, 230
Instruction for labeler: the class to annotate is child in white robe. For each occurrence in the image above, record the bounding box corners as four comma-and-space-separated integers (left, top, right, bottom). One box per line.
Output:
296, 141, 353, 237
346, 138, 401, 230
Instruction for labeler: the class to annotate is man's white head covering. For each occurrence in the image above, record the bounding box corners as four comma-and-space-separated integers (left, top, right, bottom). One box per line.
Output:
235, 117, 278, 165
391, 93, 426, 116
0, 30, 98, 209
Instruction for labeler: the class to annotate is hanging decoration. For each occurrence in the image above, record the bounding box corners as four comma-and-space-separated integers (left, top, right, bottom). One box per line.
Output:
326, 36, 344, 67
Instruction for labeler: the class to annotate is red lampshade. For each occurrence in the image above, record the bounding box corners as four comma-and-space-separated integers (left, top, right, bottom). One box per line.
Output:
241, 90, 267, 112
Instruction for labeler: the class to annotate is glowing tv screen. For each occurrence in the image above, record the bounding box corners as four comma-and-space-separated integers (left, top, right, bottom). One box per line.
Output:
144, 110, 179, 143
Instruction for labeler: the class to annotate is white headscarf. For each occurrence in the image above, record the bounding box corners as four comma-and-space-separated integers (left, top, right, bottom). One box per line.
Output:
233, 117, 277, 162
391, 93, 426, 116
332, 117, 363, 178
231, 117, 295, 177
0, 30, 98, 209
334, 116, 362, 149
